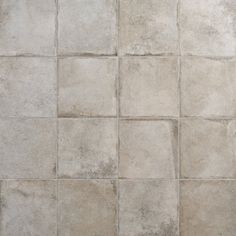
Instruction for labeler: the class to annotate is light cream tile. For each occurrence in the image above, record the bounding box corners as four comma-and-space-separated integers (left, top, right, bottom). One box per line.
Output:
58, 57, 117, 117
180, 0, 236, 56
119, 0, 178, 55
58, 118, 117, 178
0, 119, 57, 178
119, 120, 178, 178
58, 0, 117, 55
181, 119, 236, 178
58, 180, 117, 236
120, 57, 179, 117
119, 180, 178, 236
0, 57, 56, 117
180, 180, 236, 236
0, 180, 57, 236
0, 0, 56, 56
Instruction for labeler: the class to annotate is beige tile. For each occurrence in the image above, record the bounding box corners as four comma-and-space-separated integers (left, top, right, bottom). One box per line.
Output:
0, 57, 56, 117
58, 58, 117, 117
0, 0, 56, 56
0, 119, 57, 178
180, 0, 236, 56
119, 180, 178, 236
58, 0, 117, 55
119, 0, 178, 55
180, 180, 236, 236
0, 180, 56, 236
181, 119, 236, 178
58, 118, 117, 178
181, 57, 236, 117
58, 180, 117, 236
120, 57, 179, 117
119, 120, 178, 178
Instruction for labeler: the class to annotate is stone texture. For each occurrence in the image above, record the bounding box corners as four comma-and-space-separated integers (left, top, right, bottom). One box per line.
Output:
58, 180, 117, 236
119, 120, 178, 178
119, 180, 178, 236
0, 180, 57, 236
58, 0, 117, 55
120, 57, 179, 117
181, 119, 236, 178
58, 118, 117, 178
119, 0, 178, 55
180, 180, 236, 236
0, 57, 56, 117
0, 118, 57, 178
180, 0, 236, 56
58, 57, 117, 117
0, 0, 56, 56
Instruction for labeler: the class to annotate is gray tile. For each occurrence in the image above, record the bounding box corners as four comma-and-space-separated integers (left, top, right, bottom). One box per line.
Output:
119, 180, 178, 236
119, 0, 178, 55
58, 0, 117, 55
180, 0, 236, 56
120, 57, 179, 117
0, 0, 56, 56
0, 180, 57, 236
58, 57, 117, 117
58, 180, 117, 236
58, 118, 117, 178
0, 118, 57, 178
119, 120, 178, 178
180, 180, 236, 236
181, 119, 236, 178
0, 57, 56, 117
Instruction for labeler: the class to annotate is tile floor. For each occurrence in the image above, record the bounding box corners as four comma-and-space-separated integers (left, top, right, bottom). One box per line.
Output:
0, 0, 236, 235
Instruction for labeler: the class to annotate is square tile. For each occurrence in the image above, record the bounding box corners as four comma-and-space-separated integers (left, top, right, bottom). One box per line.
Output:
0, 180, 57, 236
58, 180, 117, 236
58, 0, 117, 55
180, 0, 236, 56
119, 120, 178, 178
58, 118, 117, 178
0, 118, 57, 178
120, 57, 179, 117
181, 57, 236, 117
0, 57, 56, 117
181, 119, 236, 178
0, 0, 56, 56
119, 180, 178, 236
58, 58, 117, 117
119, 0, 178, 55
180, 180, 236, 236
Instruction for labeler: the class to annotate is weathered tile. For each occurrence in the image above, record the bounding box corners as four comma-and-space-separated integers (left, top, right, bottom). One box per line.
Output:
120, 57, 179, 117
58, 118, 117, 178
119, 120, 178, 178
181, 57, 236, 117
119, 0, 178, 55
181, 119, 236, 178
58, 180, 117, 236
58, 58, 117, 117
180, 180, 236, 236
0, 57, 56, 117
119, 180, 178, 236
180, 0, 236, 56
0, 119, 56, 178
0, 0, 56, 56
58, 0, 117, 55
0, 180, 57, 236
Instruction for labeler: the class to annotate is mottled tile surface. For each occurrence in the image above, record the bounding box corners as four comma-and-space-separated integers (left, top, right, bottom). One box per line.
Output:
180, 181, 236, 236
58, 57, 117, 117
119, 180, 178, 236
0, 180, 57, 236
58, 180, 117, 236
119, 120, 178, 178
